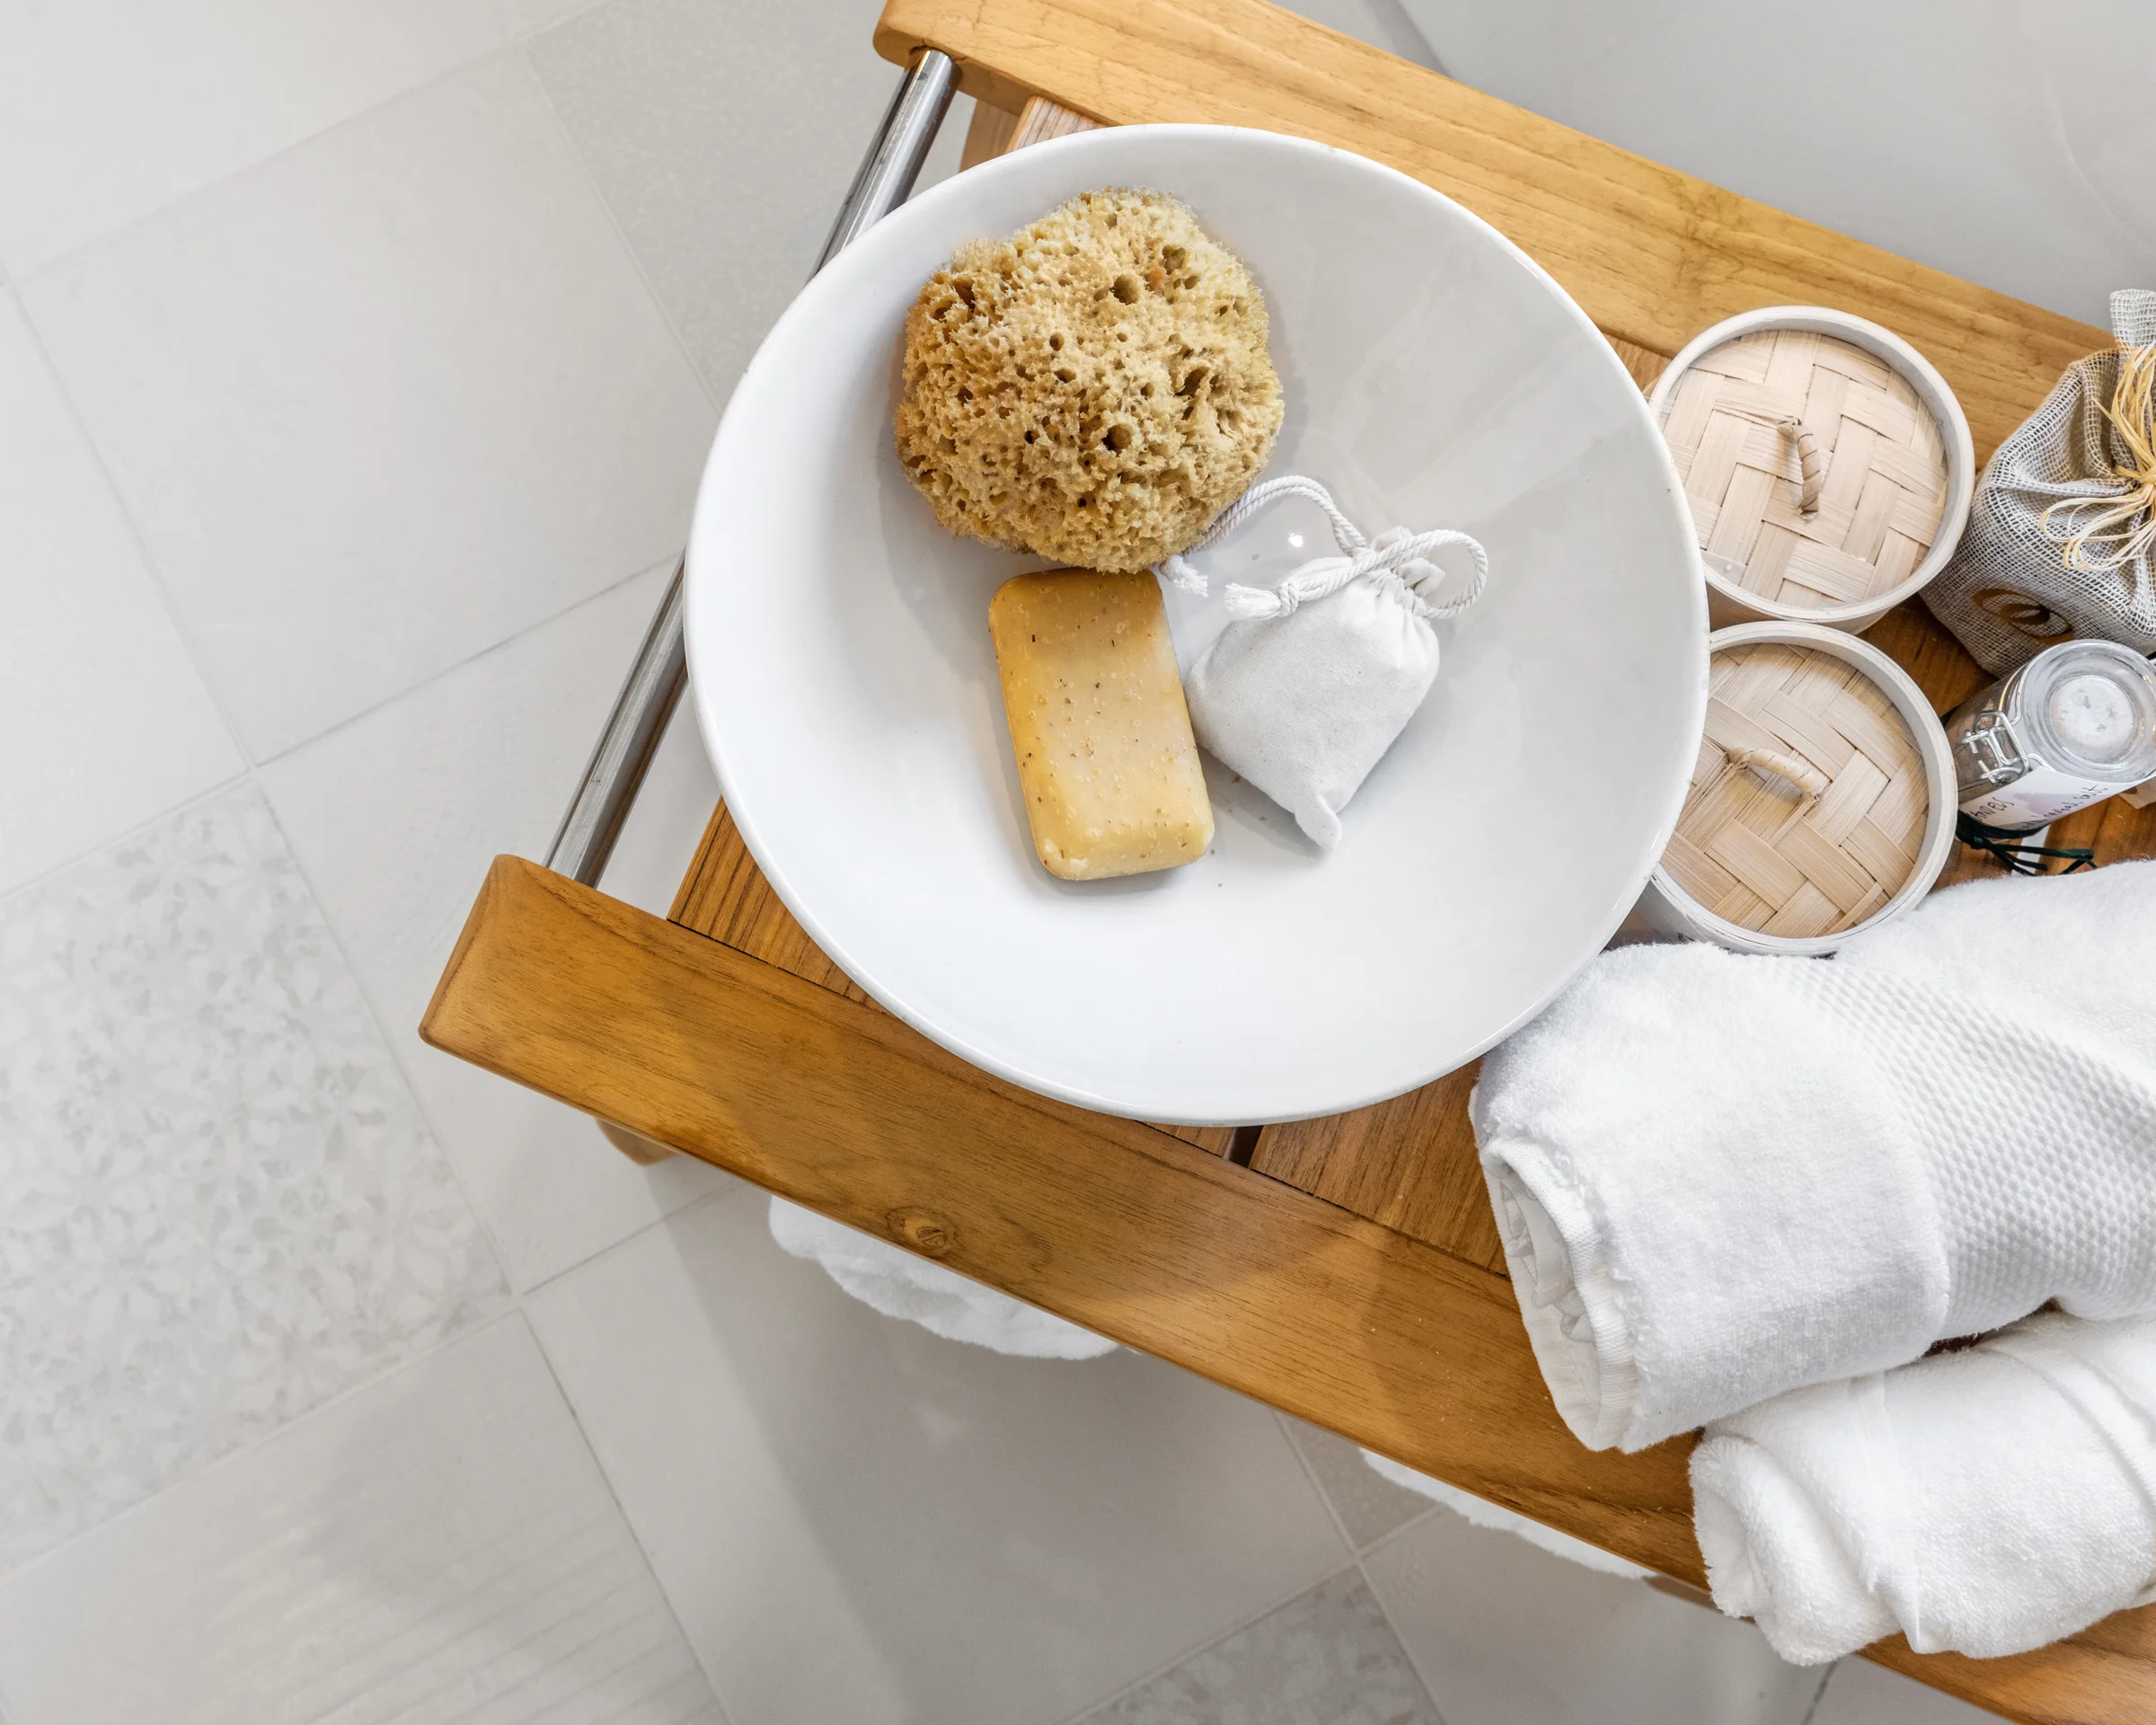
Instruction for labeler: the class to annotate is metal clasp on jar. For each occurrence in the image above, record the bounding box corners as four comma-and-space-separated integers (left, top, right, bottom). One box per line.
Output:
1951, 708, 2033, 793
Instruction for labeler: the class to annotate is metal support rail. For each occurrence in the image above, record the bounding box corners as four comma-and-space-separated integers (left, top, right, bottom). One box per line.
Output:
545, 48, 959, 885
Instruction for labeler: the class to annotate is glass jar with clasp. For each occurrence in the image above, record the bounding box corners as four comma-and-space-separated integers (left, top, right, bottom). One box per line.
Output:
1944, 641, 2156, 836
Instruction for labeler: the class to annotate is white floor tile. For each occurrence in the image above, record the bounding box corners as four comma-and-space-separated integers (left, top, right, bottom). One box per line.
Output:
0, 292, 241, 892
521, 0, 1424, 412
1809, 1657, 2009, 1724
0, 785, 505, 1573
526, 1184, 1350, 1725
1074, 1569, 1439, 1725
525, 0, 969, 399
1361, 1504, 1825, 1725
502, 0, 603, 38
0, 1317, 722, 1725
0, 0, 505, 275
21, 53, 715, 762
261, 565, 730, 1293
1280, 1417, 1434, 1552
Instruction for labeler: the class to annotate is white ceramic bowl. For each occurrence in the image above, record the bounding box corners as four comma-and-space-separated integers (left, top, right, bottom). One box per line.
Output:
687, 125, 1706, 1124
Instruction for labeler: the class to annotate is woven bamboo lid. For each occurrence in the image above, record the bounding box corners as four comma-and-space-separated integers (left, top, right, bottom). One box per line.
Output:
1661, 638, 1931, 939
1659, 326, 1951, 613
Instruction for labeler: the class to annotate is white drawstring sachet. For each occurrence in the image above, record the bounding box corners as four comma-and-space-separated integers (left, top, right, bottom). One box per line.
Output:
1159, 477, 1490, 850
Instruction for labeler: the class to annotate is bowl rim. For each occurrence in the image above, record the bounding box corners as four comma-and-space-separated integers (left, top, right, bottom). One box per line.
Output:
685, 120, 1710, 1122
1648, 619, 1958, 956
1645, 305, 1977, 629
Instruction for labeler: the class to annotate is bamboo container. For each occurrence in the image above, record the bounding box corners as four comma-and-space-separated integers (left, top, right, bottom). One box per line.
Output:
1636, 622, 1957, 954
1649, 308, 1975, 632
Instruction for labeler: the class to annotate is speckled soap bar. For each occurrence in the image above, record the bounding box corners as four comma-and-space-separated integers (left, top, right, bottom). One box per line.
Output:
987, 570, 1214, 880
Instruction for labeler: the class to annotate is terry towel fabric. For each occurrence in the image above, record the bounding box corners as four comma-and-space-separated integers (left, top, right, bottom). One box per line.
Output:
1474, 862, 2156, 1452
767, 1198, 1118, 1360
1692, 1310, 2156, 1664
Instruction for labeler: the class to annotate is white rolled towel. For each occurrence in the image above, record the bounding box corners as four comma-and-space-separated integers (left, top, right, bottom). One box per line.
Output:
767, 1198, 1117, 1360
1692, 1310, 2156, 1663
1474, 862, 2156, 1452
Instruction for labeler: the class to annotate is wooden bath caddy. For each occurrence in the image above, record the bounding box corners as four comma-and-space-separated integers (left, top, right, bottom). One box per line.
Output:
422, 4, 2156, 1717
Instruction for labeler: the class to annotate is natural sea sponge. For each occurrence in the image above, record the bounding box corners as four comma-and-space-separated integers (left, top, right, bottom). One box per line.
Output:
896, 189, 1283, 572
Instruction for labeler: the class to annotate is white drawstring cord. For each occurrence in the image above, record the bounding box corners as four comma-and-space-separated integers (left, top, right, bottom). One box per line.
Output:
1156, 475, 1489, 622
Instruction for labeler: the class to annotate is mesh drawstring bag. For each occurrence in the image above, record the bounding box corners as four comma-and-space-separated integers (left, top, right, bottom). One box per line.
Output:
1923, 289, 2156, 674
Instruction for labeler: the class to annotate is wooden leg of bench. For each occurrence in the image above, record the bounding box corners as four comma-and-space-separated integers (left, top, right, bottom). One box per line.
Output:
597, 1119, 677, 1165
960, 99, 1019, 167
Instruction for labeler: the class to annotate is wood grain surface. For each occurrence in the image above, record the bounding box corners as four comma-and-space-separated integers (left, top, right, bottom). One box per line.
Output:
875, 0, 2106, 464
426, 855, 1700, 1566
417, 11, 2156, 1717
669, 802, 1238, 1159
429, 854, 2156, 1723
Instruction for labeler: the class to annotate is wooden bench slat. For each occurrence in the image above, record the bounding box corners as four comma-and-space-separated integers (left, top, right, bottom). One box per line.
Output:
669, 803, 1240, 1157
427, 854, 1699, 1554
420, 9, 2156, 1716
874, 0, 2106, 464
430, 854, 2156, 1723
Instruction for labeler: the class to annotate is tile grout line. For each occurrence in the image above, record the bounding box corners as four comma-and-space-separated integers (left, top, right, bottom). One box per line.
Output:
519, 1283, 747, 1725
17, 552, 686, 1331
251, 551, 676, 775
509, 37, 726, 419
0, 581, 639, 1588
0, 1306, 528, 1591
6, 37, 520, 293
1268, 1411, 1453, 1724
2, 39, 729, 1619
6, 286, 259, 775
0, 540, 704, 1632
0, 550, 661, 915
502, 0, 610, 43
520, 1172, 740, 1301
0, 765, 252, 912
1274, 1408, 1363, 1553
1038, 1408, 1448, 1724
1353, 1536, 1459, 1723
1797, 1661, 1841, 1725
251, 786, 525, 1300
260, 668, 749, 1725
1040, 1561, 1372, 1725
1350, 1491, 1444, 1564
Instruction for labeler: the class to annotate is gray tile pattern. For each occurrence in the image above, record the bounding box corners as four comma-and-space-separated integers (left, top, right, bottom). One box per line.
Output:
0, 785, 506, 1570
260, 568, 732, 1294
1281, 1417, 1435, 1550
0, 3, 2048, 1723
526, 1184, 1350, 1725
1364, 1507, 1822, 1725
1075, 1570, 1440, 1725
0, 1319, 721, 1725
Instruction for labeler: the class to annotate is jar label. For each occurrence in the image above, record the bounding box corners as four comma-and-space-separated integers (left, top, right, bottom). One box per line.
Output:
1960, 761, 2124, 831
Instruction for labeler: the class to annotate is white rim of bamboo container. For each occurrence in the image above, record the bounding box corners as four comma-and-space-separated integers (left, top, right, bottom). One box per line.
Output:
1643, 621, 1957, 956
1648, 307, 1976, 632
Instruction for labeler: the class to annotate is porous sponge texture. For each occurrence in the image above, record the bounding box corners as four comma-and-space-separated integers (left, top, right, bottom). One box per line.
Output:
896, 189, 1283, 572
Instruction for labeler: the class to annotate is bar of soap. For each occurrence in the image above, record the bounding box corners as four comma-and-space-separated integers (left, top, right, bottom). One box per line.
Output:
988, 570, 1214, 880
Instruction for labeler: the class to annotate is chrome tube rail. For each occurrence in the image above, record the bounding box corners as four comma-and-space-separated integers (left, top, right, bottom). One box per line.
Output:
545, 48, 959, 885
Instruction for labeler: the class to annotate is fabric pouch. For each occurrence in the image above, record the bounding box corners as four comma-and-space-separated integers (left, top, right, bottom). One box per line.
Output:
1923, 288, 2156, 673
1162, 477, 1489, 849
